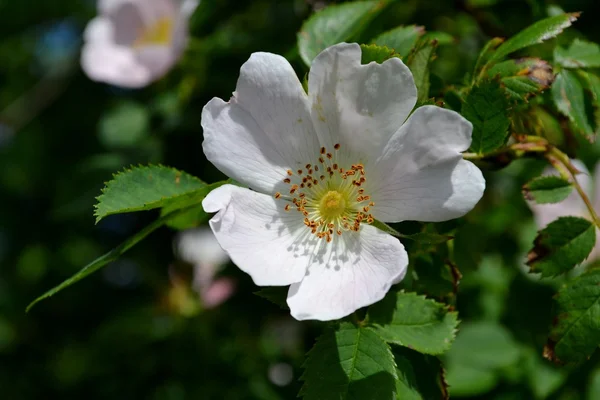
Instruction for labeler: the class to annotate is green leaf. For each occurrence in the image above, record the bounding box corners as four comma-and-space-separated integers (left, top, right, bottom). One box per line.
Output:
298, 1, 382, 66
367, 291, 458, 355
26, 205, 196, 312
360, 44, 399, 64
254, 287, 289, 310
94, 165, 208, 223
522, 175, 573, 204
552, 69, 594, 137
588, 368, 600, 400
578, 70, 600, 136
555, 39, 600, 68
473, 37, 504, 79
300, 322, 397, 400
489, 13, 579, 63
487, 58, 554, 100
462, 80, 511, 154
522, 348, 566, 399
444, 321, 521, 396
371, 25, 424, 57
545, 269, 600, 365
413, 254, 457, 302
422, 31, 454, 46
527, 216, 596, 277
159, 180, 229, 230
401, 232, 453, 245
406, 39, 437, 104
393, 347, 448, 400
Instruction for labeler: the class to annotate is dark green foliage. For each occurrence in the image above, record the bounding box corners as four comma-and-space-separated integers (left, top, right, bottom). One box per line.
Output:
298, 1, 381, 66
368, 291, 458, 355
546, 269, 600, 365
300, 323, 397, 399
527, 216, 596, 277
462, 80, 511, 154
371, 25, 424, 58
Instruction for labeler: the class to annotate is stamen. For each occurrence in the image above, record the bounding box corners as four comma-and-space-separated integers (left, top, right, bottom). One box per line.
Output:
281, 143, 374, 241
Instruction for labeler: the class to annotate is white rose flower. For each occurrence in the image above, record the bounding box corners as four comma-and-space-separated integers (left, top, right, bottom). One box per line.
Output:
201, 43, 485, 321
81, 0, 199, 88
529, 160, 600, 262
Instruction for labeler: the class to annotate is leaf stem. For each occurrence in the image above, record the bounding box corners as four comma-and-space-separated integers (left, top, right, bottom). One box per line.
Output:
547, 147, 600, 229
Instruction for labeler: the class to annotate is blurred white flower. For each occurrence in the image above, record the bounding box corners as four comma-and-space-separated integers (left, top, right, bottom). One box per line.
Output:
529, 160, 600, 261
201, 43, 485, 321
81, 0, 199, 88
175, 228, 234, 308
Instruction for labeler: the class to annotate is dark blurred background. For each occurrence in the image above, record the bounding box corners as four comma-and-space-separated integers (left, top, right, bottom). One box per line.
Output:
2, 0, 600, 398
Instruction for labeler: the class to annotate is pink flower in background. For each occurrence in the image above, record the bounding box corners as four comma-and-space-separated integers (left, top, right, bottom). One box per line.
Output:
176, 228, 234, 308
81, 0, 199, 88
529, 160, 600, 262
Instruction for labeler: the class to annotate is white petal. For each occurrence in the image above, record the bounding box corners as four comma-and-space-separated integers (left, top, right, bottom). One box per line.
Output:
308, 43, 416, 157
286, 224, 407, 321
135, 45, 177, 80
202, 184, 312, 286
98, 0, 132, 13
234, 53, 320, 174
202, 53, 319, 194
81, 43, 152, 88
83, 17, 114, 43
369, 105, 485, 222
180, 0, 200, 18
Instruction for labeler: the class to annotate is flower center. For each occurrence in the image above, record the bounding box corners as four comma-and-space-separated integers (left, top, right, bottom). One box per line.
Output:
320, 191, 346, 218
273, 144, 375, 242
133, 17, 173, 48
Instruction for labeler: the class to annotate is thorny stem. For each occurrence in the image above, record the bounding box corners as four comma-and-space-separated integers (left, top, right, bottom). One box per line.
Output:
462, 134, 600, 228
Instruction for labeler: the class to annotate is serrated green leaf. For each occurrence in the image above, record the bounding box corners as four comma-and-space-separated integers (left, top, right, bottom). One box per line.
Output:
393, 347, 448, 400
26, 204, 196, 312
406, 39, 436, 104
552, 69, 595, 137
462, 80, 511, 154
94, 165, 208, 223
360, 44, 399, 64
298, 1, 382, 66
545, 269, 600, 365
488, 13, 579, 63
371, 25, 424, 57
444, 322, 520, 396
254, 287, 289, 310
300, 322, 397, 400
487, 58, 553, 100
367, 291, 458, 355
527, 216, 596, 276
555, 39, 600, 68
523, 175, 573, 204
